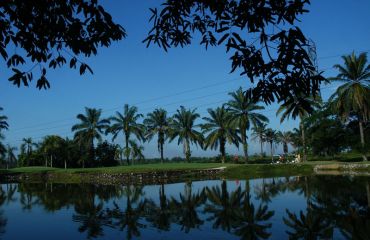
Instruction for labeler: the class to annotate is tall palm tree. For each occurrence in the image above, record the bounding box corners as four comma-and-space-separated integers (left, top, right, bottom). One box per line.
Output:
277, 95, 321, 161
264, 128, 278, 162
108, 104, 144, 165
328, 52, 370, 161
201, 106, 240, 164
227, 88, 269, 162
169, 106, 203, 163
71, 107, 110, 167
277, 131, 293, 156
144, 108, 169, 163
251, 123, 267, 157
0, 107, 9, 132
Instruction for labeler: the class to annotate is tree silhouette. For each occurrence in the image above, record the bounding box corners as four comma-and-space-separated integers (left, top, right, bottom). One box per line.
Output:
107, 104, 145, 165
1, 1, 125, 89
144, 108, 170, 163
145, 1, 324, 108
170, 182, 206, 233
201, 106, 240, 164
264, 129, 278, 162
277, 131, 293, 156
169, 106, 203, 163
145, 184, 173, 231
204, 180, 243, 232
328, 52, 370, 161
283, 207, 333, 240
227, 88, 269, 162
233, 181, 274, 240
0, 108, 8, 131
106, 186, 146, 240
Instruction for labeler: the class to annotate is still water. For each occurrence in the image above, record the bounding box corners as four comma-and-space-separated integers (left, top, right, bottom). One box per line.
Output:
0, 175, 369, 239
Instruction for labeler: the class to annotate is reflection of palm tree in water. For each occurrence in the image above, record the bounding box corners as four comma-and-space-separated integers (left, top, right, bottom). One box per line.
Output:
233, 180, 274, 240
170, 181, 206, 233
283, 202, 333, 239
145, 184, 172, 231
106, 185, 146, 240
205, 180, 243, 232
73, 194, 112, 239
0, 185, 15, 236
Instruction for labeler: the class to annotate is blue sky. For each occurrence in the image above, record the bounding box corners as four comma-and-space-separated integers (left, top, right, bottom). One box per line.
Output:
1, 0, 370, 158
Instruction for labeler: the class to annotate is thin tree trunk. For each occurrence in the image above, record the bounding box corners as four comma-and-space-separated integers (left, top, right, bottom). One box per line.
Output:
359, 120, 368, 161
241, 129, 248, 163
184, 139, 190, 163
125, 133, 130, 165
160, 142, 164, 164
64, 160, 67, 170
50, 155, 53, 168
300, 122, 307, 162
270, 142, 273, 162
220, 138, 226, 164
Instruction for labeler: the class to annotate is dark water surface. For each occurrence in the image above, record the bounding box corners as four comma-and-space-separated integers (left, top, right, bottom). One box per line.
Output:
0, 175, 369, 239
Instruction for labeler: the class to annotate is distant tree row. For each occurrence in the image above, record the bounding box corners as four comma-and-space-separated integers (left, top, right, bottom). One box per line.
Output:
0, 52, 369, 168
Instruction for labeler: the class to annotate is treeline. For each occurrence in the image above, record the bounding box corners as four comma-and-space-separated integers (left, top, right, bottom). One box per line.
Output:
0, 52, 369, 168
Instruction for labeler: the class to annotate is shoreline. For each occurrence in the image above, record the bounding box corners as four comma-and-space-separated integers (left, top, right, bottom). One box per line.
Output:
1, 162, 370, 185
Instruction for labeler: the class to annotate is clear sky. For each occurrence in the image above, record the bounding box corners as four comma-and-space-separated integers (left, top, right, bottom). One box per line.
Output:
1, 0, 369, 158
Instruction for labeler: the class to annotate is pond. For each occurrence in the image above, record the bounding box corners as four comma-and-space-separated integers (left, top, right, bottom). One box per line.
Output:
0, 175, 369, 239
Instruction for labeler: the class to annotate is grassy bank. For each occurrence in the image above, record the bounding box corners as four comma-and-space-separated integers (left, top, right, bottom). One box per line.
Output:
1, 161, 370, 183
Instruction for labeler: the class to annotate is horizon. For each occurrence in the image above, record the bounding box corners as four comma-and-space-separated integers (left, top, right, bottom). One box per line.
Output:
1, 0, 369, 158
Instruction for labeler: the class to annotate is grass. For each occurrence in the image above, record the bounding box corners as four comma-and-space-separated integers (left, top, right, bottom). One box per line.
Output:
2, 157, 369, 183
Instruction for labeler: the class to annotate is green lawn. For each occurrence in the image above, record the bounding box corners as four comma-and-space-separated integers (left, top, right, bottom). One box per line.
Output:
2, 160, 369, 183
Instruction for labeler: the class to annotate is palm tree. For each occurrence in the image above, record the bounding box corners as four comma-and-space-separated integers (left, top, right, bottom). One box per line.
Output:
21, 137, 37, 156
144, 108, 169, 163
0, 107, 9, 132
201, 106, 240, 164
169, 106, 203, 163
71, 107, 110, 168
0, 134, 6, 159
328, 52, 370, 161
277, 131, 293, 156
277, 95, 321, 161
108, 104, 144, 165
251, 123, 267, 157
264, 129, 278, 162
5, 145, 17, 169
205, 180, 243, 232
40, 135, 64, 168
129, 140, 145, 164
227, 88, 269, 162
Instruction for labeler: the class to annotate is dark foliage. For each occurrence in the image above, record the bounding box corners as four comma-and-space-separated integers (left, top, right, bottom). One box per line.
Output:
95, 141, 118, 167
144, 0, 325, 109
0, 0, 126, 89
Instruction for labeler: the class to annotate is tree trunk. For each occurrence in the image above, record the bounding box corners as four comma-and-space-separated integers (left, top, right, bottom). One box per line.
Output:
160, 142, 164, 164
184, 139, 191, 163
220, 138, 226, 164
50, 155, 53, 168
300, 122, 307, 162
64, 160, 67, 170
241, 129, 248, 163
359, 120, 368, 161
270, 142, 273, 162
125, 133, 130, 165
283, 143, 288, 155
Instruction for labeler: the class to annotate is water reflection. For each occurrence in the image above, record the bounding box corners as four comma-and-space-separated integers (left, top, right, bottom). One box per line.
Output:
0, 176, 369, 239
